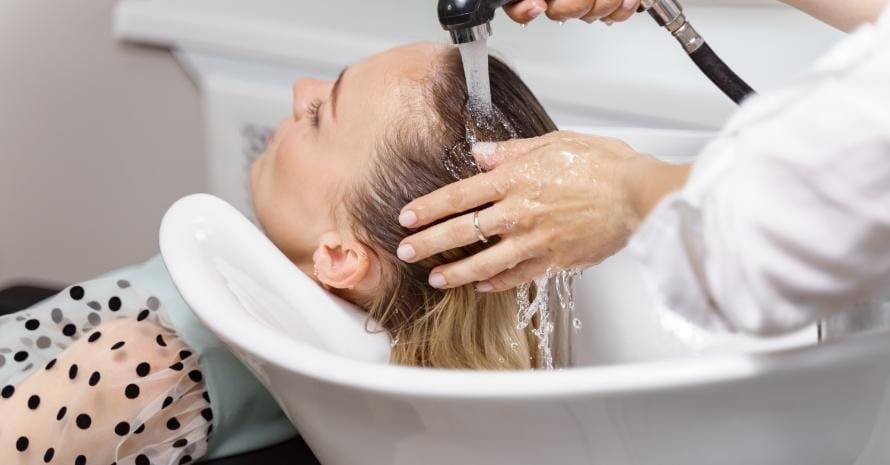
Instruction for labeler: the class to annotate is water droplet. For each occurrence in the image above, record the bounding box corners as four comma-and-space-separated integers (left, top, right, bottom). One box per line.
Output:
559, 20, 566, 25
520, 22, 528, 28
390, 337, 399, 348
498, 357, 506, 364
510, 342, 520, 350
573, 318, 583, 329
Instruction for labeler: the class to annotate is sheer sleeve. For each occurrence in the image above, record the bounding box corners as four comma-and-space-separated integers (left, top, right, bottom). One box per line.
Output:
0, 281, 212, 465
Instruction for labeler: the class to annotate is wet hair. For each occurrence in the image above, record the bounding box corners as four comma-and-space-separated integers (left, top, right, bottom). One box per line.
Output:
345, 48, 558, 369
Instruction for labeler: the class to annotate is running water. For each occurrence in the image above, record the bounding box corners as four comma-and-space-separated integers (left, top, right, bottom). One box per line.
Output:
455, 42, 581, 370
458, 38, 493, 120
516, 269, 581, 370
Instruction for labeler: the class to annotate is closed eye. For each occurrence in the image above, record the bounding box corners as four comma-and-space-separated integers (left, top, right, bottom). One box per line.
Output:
306, 99, 323, 128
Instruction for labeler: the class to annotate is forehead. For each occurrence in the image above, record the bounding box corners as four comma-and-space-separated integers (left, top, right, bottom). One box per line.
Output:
338, 43, 447, 132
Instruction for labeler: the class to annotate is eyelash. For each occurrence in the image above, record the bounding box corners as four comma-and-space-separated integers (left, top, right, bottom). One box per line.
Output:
307, 99, 322, 128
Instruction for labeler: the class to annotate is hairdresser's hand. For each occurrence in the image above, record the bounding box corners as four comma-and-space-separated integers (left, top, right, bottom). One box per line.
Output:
397, 131, 690, 292
504, 0, 641, 25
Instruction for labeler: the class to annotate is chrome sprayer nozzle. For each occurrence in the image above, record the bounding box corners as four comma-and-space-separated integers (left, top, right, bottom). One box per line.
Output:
438, 0, 516, 44
449, 22, 493, 45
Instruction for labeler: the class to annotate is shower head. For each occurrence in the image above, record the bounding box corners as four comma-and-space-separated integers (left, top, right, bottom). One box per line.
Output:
437, 0, 518, 44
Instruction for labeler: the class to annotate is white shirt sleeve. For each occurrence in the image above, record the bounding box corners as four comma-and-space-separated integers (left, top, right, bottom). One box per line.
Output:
628, 8, 890, 336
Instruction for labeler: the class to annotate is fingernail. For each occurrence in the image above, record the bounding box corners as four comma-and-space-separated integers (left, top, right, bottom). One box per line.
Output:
429, 273, 447, 288
476, 282, 494, 293
472, 142, 497, 158
397, 244, 416, 261
398, 210, 417, 227
623, 0, 636, 10
528, 5, 546, 19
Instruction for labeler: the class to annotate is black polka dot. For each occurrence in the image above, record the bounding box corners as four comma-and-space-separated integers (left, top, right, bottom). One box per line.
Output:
166, 417, 180, 430
133, 423, 145, 434
179, 455, 192, 464
111, 341, 125, 350
201, 408, 213, 421
114, 421, 130, 436
179, 350, 192, 360
25, 319, 40, 331
188, 370, 203, 383
137, 310, 150, 321
68, 364, 78, 380
162, 396, 173, 409
136, 362, 151, 377
43, 447, 54, 463
125, 384, 140, 399
87, 331, 102, 343
172, 438, 187, 448
1, 385, 14, 398
69, 286, 85, 300
207, 424, 213, 435
46, 359, 57, 370
76, 413, 92, 429
202, 391, 210, 403
16, 436, 28, 452
75, 454, 86, 465
28, 394, 40, 410
156, 334, 167, 347
88, 371, 101, 386
108, 296, 122, 311
56, 406, 67, 420
14, 351, 28, 362
62, 324, 77, 337
169, 362, 183, 371
135, 454, 150, 465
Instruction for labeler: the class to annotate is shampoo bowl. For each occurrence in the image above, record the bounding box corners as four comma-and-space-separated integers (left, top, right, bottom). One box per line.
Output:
160, 129, 890, 465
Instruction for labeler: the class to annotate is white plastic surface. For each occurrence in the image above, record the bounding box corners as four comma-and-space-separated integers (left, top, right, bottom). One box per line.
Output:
160, 194, 390, 363
159, 128, 890, 465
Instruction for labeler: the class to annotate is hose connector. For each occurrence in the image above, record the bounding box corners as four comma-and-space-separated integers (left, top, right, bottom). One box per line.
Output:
639, 0, 704, 54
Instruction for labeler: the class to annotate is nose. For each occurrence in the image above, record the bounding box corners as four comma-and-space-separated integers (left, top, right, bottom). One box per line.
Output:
292, 78, 331, 121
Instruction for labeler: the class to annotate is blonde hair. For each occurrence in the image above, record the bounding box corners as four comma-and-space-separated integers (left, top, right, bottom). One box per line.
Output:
345, 49, 556, 370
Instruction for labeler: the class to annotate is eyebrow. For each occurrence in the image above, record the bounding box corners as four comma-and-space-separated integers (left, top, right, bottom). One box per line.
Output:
330, 67, 348, 121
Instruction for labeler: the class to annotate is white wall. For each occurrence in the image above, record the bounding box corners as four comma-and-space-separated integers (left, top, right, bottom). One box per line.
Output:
0, 0, 205, 287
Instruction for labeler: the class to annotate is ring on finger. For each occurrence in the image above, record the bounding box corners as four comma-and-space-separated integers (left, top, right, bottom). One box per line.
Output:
473, 210, 489, 243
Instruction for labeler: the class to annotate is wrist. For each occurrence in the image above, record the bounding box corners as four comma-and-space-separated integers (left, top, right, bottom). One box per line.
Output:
622, 155, 691, 224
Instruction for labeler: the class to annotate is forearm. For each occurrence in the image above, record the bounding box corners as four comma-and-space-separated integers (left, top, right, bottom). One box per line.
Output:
780, 0, 887, 31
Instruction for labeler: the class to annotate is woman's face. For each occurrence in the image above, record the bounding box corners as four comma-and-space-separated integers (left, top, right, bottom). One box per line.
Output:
250, 43, 445, 268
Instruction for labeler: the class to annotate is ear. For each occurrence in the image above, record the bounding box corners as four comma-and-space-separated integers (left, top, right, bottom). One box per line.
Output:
312, 231, 381, 293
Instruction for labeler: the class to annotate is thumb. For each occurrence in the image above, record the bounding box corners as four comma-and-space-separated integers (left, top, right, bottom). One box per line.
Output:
471, 136, 549, 170
503, 0, 548, 24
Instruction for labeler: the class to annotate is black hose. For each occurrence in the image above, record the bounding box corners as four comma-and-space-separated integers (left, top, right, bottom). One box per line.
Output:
688, 42, 755, 105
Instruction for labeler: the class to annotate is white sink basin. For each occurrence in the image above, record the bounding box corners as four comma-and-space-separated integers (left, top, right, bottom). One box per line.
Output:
160, 128, 890, 465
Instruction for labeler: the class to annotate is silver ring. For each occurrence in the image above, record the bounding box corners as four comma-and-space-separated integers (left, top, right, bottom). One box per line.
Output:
473, 211, 489, 243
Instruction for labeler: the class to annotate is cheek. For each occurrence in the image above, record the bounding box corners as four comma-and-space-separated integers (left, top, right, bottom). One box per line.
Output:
274, 131, 313, 197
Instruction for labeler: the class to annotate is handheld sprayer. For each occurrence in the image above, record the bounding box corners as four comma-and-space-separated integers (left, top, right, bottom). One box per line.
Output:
437, 0, 755, 105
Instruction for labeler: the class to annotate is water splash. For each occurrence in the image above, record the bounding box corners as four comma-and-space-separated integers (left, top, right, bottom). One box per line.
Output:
516, 269, 581, 370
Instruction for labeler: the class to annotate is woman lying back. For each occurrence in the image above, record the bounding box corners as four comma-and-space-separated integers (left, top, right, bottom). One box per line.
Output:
0, 42, 558, 465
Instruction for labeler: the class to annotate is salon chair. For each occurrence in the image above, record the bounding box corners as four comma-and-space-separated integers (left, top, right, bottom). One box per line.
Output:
0, 282, 321, 465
